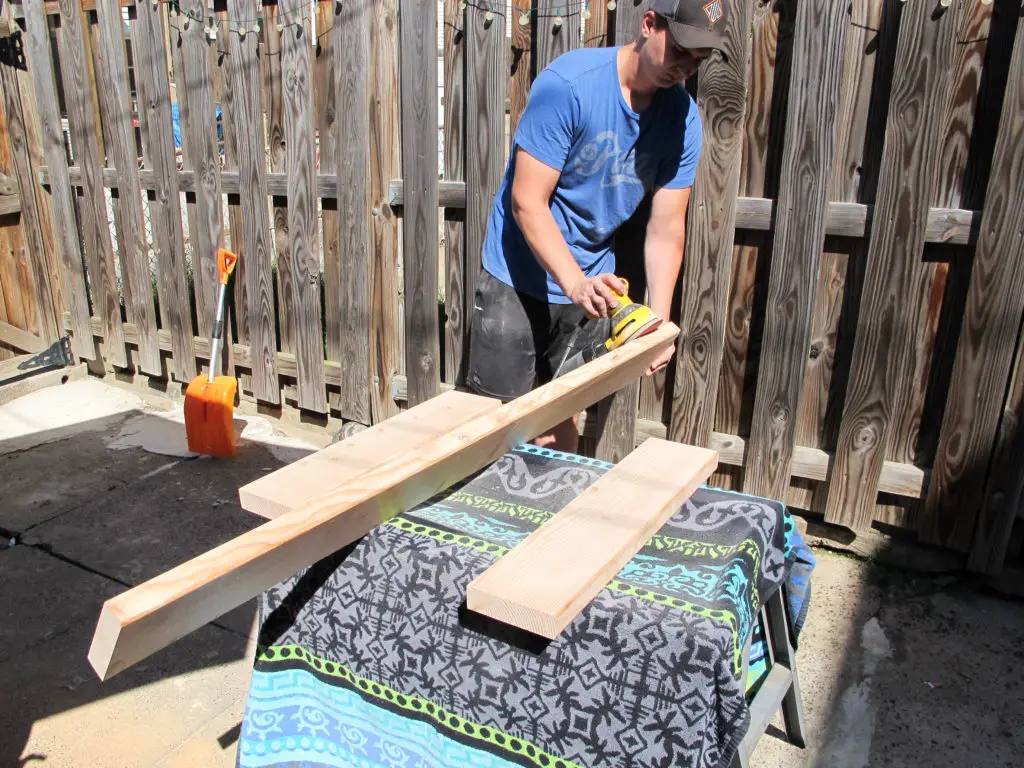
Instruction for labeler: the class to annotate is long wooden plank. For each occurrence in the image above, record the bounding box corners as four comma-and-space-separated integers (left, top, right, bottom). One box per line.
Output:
336, 0, 372, 422
742, 0, 848, 501
668, 0, 752, 447
463, 0, 505, 334
443, 0, 466, 385
86, 322, 680, 680
227, 0, 279, 404
535, 0, 580, 73
280, 0, 326, 413
824, 0, 957, 532
21, 0, 95, 361
925, 25, 1024, 553
467, 438, 718, 638
399, 0, 440, 406
92, 0, 160, 375
240, 391, 502, 518
368, 0, 401, 424
133, 0, 197, 381
315, 0, 340, 369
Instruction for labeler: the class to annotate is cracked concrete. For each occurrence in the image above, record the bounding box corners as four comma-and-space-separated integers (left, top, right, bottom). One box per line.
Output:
2, 376, 1023, 767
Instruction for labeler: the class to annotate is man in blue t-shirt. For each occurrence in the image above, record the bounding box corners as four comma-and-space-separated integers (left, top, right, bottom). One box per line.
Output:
466, 0, 729, 451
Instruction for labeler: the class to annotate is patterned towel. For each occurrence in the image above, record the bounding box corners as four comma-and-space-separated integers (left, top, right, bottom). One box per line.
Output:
238, 445, 815, 768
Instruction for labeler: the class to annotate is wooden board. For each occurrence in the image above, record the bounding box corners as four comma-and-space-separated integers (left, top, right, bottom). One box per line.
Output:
280, 0, 326, 413
399, 0, 440, 406
668, 0, 752, 447
86, 322, 679, 680
463, 1, 505, 336
508, 0, 531, 146
824, 0, 957, 532
315, 0, 340, 371
53, 0, 126, 368
240, 390, 502, 518
133, 0, 197, 381
172, 0, 224, 344
924, 24, 1024, 553
535, 0, 580, 73
612, 0, 647, 45
742, 0, 848, 502
467, 438, 718, 638
227, 0, 279, 404
583, 0, 608, 47
336, 0, 372, 423
21, 0, 95, 361
443, 0, 466, 385
90, 0, 160, 375
368, 0, 401, 424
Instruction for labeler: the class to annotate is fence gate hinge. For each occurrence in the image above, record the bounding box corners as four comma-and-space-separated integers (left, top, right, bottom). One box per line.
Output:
0, 30, 27, 71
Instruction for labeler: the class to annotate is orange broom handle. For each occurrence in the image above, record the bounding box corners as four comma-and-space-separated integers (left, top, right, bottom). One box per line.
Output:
209, 249, 240, 382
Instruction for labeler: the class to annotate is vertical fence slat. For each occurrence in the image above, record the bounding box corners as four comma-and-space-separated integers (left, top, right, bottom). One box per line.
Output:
824, 0, 957, 532
336, 0, 372, 423
464, 3, 505, 340
22, 0, 95, 360
443, 0, 466, 386
0, 100, 29, 336
133, 0, 197, 381
226, 0, 279, 403
535, 0, 579, 73
316, 0, 339, 370
55, 0, 127, 367
742, 0, 848, 501
175, 0, 224, 347
925, 21, 1024, 554
583, 0, 608, 47
92, 0, 160, 375
280, 0, 327, 413
509, 0, 531, 145
668, 0, 752, 448
612, 0, 647, 44
399, 0, 440, 406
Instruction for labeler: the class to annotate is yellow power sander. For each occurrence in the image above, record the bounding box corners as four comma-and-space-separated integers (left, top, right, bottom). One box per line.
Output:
554, 278, 663, 377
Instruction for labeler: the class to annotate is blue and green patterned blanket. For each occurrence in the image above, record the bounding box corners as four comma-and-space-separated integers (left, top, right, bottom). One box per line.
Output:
238, 445, 815, 768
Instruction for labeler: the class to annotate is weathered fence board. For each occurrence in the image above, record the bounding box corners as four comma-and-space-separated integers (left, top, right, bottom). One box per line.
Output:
509, 0, 532, 144
743, 0, 848, 502
925, 21, 1024, 553
824, 0, 957, 533
443, 0, 466, 385
315, 0, 339, 371
535, 0, 580, 73
227, 0, 279, 403
22, 0, 94, 360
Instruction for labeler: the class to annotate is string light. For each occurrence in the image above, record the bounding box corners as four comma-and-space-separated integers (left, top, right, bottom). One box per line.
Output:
607, 1, 616, 11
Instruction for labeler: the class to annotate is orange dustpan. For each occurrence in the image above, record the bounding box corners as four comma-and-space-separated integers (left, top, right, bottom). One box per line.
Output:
185, 248, 239, 458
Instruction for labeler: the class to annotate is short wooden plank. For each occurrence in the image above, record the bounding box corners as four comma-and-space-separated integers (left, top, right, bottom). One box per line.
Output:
463, 1, 505, 332
21, 0, 95, 360
240, 390, 502, 518
734, 665, 794, 765
226, 0, 279, 404
0, 194, 19, 216
133, 0, 197, 381
280, 0, 326, 413
86, 322, 680, 680
743, 0, 848, 501
535, 0, 580, 73
399, 0, 440, 406
467, 438, 718, 638
173, 0, 224, 343
443, 0, 466, 385
925, 26, 1024, 553
336, 0, 372, 422
668, 0, 752, 447
368, 0, 401, 424
0, 318, 44, 353
824, 0, 957, 532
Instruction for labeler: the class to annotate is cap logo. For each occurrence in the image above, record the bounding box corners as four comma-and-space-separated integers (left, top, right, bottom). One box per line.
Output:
703, 0, 723, 24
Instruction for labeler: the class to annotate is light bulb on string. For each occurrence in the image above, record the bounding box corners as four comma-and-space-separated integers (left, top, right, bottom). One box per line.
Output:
518, 11, 529, 26
553, 14, 562, 30
607, 1, 617, 11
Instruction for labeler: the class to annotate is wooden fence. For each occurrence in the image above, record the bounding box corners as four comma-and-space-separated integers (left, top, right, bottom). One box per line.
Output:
1, 0, 1022, 575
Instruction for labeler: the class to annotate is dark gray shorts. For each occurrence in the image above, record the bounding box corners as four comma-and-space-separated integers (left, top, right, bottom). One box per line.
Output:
466, 269, 607, 401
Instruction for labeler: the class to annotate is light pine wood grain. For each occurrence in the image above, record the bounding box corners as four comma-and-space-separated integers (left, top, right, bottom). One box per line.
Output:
399, 0, 440, 406
240, 390, 501, 518
668, 0, 752, 447
133, 0, 197, 381
226, 0, 279, 403
926, 24, 1024, 554
86, 322, 679, 680
824, 0, 957, 533
21, 0, 95, 361
467, 438, 718, 638
743, 0, 848, 502
443, 0, 466, 385
280, 0, 326, 413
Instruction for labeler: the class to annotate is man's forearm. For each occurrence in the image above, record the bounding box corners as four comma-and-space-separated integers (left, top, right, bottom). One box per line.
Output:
513, 203, 587, 296
644, 232, 686, 320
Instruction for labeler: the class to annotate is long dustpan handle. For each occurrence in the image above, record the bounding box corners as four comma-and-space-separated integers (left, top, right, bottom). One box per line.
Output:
209, 249, 239, 382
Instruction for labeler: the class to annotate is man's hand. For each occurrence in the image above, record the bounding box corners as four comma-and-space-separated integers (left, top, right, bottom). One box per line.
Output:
646, 344, 675, 376
567, 273, 626, 318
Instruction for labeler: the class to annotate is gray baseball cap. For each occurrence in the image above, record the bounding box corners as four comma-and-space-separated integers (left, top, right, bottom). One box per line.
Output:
649, 0, 729, 55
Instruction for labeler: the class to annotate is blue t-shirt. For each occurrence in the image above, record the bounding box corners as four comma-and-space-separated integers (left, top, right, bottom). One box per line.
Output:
481, 46, 703, 303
